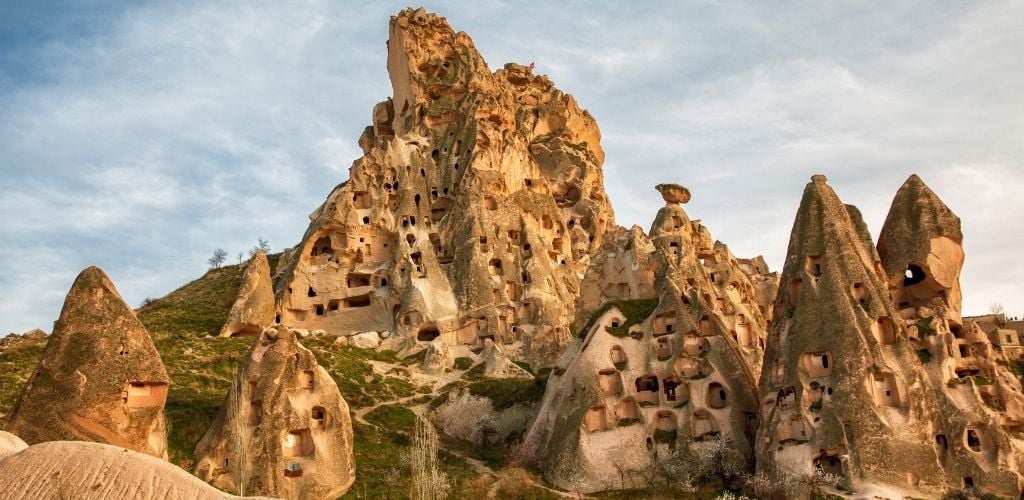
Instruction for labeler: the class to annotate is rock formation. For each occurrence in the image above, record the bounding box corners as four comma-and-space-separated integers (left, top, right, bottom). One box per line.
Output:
194, 326, 355, 499
0, 440, 272, 500
0, 431, 27, 460
877, 174, 1024, 496
525, 185, 776, 493
271, 7, 614, 364
220, 250, 276, 337
5, 266, 171, 458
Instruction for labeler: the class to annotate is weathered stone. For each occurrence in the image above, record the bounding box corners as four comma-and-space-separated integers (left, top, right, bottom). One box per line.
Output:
5, 266, 170, 458
0, 431, 27, 460
526, 185, 776, 493
271, 8, 614, 366
220, 251, 276, 337
194, 326, 354, 499
348, 331, 381, 349
655, 183, 691, 204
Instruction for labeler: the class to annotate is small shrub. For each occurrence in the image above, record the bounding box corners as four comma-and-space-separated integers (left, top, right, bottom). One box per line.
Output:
917, 349, 932, 363
617, 417, 640, 427
653, 429, 678, 444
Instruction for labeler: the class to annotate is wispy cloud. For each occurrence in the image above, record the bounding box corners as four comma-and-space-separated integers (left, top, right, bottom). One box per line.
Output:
0, 0, 1021, 332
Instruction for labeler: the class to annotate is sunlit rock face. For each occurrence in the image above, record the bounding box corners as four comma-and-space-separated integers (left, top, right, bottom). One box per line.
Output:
220, 250, 276, 338
5, 266, 170, 458
877, 175, 1024, 497
525, 185, 776, 493
194, 326, 355, 499
271, 7, 614, 365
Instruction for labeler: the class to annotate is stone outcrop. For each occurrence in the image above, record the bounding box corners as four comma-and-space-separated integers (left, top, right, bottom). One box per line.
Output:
0, 440, 273, 500
878, 175, 1024, 496
5, 266, 170, 458
220, 250, 276, 337
271, 7, 614, 365
194, 326, 354, 499
525, 185, 776, 493
0, 431, 27, 460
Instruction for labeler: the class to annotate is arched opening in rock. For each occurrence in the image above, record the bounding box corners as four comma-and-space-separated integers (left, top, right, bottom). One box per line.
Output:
707, 382, 728, 408
870, 372, 901, 407
583, 405, 608, 432
801, 351, 832, 377
122, 382, 169, 409
483, 195, 497, 210
663, 377, 685, 403
964, 426, 989, 452
805, 255, 823, 277
652, 310, 677, 335
616, 397, 640, 422
635, 375, 660, 405
342, 293, 372, 308
417, 324, 440, 342
904, 264, 926, 286
872, 317, 895, 345
347, 273, 371, 288
301, 370, 314, 389
598, 369, 622, 396
691, 409, 719, 441
488, 258, 503, 276
312, 406, 326, 428
813, 451, 843, 477
850, 282, 867, 304
655, 410, 677, 432
283, 429, 314, 458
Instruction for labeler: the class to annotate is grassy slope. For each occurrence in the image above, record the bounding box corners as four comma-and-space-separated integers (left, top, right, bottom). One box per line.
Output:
0, 258, 727, 498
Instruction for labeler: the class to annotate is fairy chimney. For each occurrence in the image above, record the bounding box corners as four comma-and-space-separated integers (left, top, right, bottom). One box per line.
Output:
4, 266, 171, 458
194, 326, 355, 499
220, 250, 276, 337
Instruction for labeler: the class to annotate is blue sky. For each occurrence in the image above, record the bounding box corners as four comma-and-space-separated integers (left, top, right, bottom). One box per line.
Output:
1, 1, 1022, 333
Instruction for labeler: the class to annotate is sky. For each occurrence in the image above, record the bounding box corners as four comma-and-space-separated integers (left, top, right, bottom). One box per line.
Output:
1, 1, 1021, 334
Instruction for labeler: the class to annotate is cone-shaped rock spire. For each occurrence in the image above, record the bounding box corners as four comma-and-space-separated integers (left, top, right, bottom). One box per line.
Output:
220, 250, 276, 337
5, 266, 170, 457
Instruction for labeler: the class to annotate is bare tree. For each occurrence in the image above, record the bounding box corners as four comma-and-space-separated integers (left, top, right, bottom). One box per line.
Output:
236, 251, 244, 265
473, 414, 499, 447
208, 248, 228, 269
409, 417, 450, 500
693, 435, 746, 488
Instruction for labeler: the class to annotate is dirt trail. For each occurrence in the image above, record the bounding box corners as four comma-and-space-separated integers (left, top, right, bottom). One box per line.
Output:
356, 355, 587, 499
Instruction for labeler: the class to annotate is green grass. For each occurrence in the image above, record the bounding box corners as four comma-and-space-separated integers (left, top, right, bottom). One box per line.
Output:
467, 378, 546, 410
916, 317, 937, 337
0, 337, 47, 418
578, 298, 660, 338
453, 357, 474, 370
917, 348, 932, 363
365, 404, 418, 433
974, 375, 993, 386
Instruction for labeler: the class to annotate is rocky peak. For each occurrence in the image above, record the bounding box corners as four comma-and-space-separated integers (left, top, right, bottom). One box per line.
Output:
5, 266, 170, 457
220, 250, 275, 337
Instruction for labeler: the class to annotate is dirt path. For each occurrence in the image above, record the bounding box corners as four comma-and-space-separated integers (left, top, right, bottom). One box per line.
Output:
355, 356, 588, 499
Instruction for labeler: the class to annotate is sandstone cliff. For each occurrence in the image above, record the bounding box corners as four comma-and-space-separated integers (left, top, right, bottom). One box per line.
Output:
5, 266, 171, 458
272, 7, 614, 365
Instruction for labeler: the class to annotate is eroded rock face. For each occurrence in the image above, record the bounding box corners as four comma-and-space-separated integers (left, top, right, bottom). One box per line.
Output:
220, 250, 276, 337
0, 440, 272, 500
525, 186, 775, 493
194, 326, 354, 499
5, 266, 170, 458
272, 8, 614, 364
755, 176, 950, 496
878, 175, 1024, 496
0, 431, 27, 460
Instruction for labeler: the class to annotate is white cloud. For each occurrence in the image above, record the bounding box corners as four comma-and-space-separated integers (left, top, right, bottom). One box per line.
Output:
0, 0, 1021, 332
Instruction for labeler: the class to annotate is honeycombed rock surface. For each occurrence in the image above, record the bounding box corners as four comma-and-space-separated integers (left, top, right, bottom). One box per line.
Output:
525, 185, 777, 493
4, 266, 171, 458
220, 251, 276, 337
272, 7, 614, 365
0, 440, 273, 500
878, 175, 1024, 496
194, 326, 355, 499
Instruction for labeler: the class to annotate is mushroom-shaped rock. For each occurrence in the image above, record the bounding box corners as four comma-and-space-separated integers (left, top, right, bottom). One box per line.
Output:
194, 326, 354, 499
220, 251, 276, 337
655, 183, 691, 204
5, 266, 171, 458
0, 440, 272, 499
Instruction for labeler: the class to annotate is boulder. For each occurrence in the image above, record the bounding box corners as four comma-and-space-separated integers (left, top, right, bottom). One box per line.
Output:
349, 331, 381, 349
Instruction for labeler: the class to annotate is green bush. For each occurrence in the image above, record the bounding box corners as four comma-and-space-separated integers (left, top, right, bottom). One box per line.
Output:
578, 298, 660, 338
917, 349, 932, 363
467, 378, 545, 410
453, 357, 474, 370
